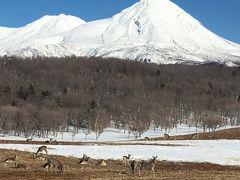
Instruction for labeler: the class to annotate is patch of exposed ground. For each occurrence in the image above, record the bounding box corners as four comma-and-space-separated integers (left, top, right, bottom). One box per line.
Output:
150, 127, 240, 141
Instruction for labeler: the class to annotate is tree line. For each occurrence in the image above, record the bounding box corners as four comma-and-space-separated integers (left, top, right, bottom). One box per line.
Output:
0, 56, 239, 139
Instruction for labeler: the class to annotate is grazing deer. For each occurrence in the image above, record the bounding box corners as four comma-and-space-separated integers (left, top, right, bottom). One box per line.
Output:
140, 156, 157, 176
164, 134, 170, 140
191, 133, 199, 140
52, 139, 59, 145
123, 154, 131, 166
26, 137, 33, 142
144, 137, 151, 141
43, 162, 51, 172
4, 154, 18, 163
79, 154, 90, 164
36, 145, 48, 155
96, 159, 107, 167
44, 138, 53, 144
15, 162, 29, 169
47, 158, 63, 173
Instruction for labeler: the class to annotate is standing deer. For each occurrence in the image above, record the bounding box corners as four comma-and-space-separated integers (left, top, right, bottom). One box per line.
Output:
123, 154, 131, 166
139, 156, 157, 176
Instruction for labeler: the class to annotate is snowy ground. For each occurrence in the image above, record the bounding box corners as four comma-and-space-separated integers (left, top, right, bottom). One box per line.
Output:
0, 124, 239, 166
0, 124, 237, 142
0, 140, 240, 166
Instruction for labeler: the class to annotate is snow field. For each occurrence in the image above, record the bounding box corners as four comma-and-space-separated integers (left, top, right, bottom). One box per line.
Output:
1, 140, 240, 166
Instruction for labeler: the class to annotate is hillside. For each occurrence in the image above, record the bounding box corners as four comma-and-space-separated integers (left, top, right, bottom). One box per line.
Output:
0, 57, 239, 139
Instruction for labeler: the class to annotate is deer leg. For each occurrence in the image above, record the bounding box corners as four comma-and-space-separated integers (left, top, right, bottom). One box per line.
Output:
152, 167, 155, 176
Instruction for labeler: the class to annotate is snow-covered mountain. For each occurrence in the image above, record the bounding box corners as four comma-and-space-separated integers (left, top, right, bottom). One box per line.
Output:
0, 14, 85, 57
0, 0, 240, 65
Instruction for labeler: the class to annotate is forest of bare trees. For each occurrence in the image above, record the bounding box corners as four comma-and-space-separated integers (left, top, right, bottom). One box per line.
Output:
0, 56, 239, 138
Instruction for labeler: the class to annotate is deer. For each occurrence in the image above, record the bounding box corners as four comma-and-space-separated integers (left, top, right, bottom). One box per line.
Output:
96, 159, 107, 167
26, 137, 33, 142
144, 137, 151, 141
164, 133, 170, 140
3, 154, 18, 164
44, 138, 53, 144
79, 154, 90, 164
139, 156, 158, 176
52, 139, 59, 145
123, 154, 131, 166
130, 160, 141, 175
47, 158, 63, 173
34, 146, 47, 159
191, 133, 199, 140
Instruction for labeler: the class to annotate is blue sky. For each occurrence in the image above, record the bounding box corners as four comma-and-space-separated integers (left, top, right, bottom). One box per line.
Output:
0, 0, 239, 43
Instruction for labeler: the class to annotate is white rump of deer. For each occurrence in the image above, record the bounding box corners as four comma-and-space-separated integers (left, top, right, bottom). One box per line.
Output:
96, 159, 107, 167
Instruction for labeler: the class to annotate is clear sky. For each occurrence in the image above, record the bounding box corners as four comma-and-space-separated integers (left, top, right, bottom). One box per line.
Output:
0, 0, 239, 44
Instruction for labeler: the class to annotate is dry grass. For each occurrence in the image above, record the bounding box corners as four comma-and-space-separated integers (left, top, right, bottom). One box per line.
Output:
0, 149, 239, 179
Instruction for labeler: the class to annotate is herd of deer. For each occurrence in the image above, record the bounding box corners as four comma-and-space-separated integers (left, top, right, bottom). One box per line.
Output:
2, 133, 200, 176
3, 145, 64, 172
26, 137, 59, 145
144, 133, 200, 141
2, 146, 157, 176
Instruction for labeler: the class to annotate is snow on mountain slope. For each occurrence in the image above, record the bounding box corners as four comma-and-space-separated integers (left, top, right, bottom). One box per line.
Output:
0, 14, 85, 57
0, 0, 240, 65
88, 0, 240, 64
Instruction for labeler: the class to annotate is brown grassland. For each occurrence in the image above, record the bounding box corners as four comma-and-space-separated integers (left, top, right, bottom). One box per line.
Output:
0, 149, 240, 180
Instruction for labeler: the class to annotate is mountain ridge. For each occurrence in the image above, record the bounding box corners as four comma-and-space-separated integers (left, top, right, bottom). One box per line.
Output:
0, 0, 240, 66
